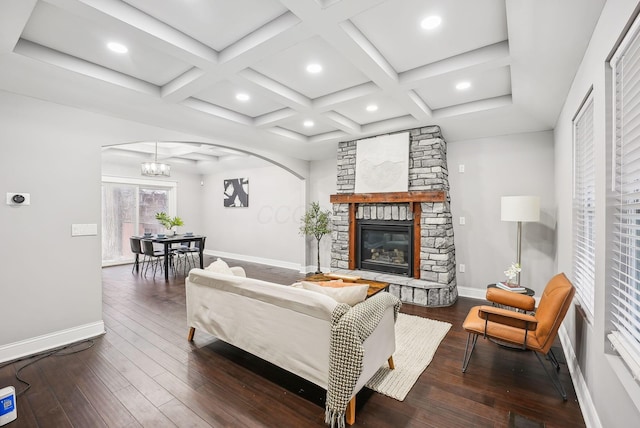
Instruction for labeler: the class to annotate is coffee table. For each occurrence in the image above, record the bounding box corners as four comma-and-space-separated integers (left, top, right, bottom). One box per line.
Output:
304, 273, 389, 298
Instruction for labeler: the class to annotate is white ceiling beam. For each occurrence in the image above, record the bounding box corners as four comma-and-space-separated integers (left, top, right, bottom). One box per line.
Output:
267, 126, 309, 142
361, 115, 417, 136
181, 97, 253, 126
240, 68, 311, 109
338, 20, 397, 83
219, 12, 301, 63
0, 0, 36, 53
47, 0, 218, 67
14, 39, 159, 96
399, 41, 511, 88
433, 94, 512, 119
254, 108, 298, 128
313, 81, 379, 111
309, 130, 348, 143
162, 13, 310, 103
322, 111, 362, 133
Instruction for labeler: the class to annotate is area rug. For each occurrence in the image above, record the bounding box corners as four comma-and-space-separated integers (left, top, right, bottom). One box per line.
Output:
365, 313, 451, 401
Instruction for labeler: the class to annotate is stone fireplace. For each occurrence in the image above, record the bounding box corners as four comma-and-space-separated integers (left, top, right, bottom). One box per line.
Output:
330, 126, 458, 307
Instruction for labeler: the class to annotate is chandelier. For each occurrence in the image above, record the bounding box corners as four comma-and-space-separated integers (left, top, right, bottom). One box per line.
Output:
141, 142, 170, 177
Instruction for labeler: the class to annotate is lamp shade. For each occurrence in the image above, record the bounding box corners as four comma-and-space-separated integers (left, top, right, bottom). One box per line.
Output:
501, 196, 540, 222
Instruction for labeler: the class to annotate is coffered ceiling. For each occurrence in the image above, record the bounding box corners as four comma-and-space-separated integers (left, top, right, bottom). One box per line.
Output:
0, 0, 605, 161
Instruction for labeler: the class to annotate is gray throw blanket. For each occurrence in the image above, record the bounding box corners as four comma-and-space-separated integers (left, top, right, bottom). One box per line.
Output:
325, 292, 401, 428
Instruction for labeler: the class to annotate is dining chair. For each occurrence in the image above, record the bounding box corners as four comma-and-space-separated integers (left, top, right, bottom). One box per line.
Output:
141, 239, 173, 279
175, 237, 205, 275
129, 237, 143, 274
461, 273, 575, 400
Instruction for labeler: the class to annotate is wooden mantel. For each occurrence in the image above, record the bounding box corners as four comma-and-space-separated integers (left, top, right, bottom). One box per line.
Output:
329, 190, 445, 204
330, 191, 446, 278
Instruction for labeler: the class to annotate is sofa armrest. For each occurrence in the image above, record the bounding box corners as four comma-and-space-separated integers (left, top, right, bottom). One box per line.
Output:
230, 266, 246, 277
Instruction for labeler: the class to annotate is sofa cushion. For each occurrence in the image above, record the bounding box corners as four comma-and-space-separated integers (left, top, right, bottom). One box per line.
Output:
300, 281, 369, 306
205, 258, 234, 275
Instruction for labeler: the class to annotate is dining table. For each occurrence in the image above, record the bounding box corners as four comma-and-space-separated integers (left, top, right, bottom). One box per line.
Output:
141, 234, 206, 281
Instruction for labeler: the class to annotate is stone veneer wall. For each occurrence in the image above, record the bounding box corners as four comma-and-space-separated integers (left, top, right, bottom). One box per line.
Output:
331, 126, 458, 307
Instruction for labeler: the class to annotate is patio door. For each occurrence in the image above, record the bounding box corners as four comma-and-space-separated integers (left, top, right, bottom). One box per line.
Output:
102, 176, 176, 266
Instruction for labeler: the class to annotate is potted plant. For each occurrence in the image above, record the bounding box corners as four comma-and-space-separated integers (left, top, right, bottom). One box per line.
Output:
299, 201, 331, 274
155, 212, 184, 235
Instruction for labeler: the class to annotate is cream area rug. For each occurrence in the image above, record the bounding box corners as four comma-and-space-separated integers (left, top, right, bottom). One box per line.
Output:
365, 313, 452, 401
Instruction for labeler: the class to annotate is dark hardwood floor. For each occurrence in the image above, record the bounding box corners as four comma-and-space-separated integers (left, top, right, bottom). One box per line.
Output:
0, 257, 586, 427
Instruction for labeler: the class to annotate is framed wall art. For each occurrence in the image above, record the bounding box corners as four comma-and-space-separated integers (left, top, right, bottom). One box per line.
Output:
224, 178, 249, 207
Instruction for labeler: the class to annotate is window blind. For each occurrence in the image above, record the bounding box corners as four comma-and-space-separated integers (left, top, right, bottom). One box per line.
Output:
573, 92, 595, 319
610, 15, 640, 379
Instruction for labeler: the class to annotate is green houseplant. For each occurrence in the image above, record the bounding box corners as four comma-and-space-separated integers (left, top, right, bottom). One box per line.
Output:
155, 212, 184, 235
299, 201, 331, 274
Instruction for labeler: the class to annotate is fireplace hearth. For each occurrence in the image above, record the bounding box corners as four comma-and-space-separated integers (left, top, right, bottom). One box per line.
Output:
357, 220, 413, 276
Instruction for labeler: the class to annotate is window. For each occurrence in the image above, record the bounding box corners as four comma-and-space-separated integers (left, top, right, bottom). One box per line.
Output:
102, 176, 176, 266
609, 16, 640, 381
573, 91, 595, 320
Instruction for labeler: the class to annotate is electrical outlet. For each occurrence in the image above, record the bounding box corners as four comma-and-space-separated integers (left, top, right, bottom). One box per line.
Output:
458, 164, 465, 173
459, 216, 466, 225
459, 264, 466, 273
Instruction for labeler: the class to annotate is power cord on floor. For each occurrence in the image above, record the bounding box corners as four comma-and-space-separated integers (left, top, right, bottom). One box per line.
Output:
0, 339, 95, 396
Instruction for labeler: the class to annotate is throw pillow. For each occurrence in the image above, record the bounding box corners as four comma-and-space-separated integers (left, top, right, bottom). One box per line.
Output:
300, 281, 369, 306
205, 258, 234, 276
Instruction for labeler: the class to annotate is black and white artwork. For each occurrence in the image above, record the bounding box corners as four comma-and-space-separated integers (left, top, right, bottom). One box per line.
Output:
223, 178, 249, 207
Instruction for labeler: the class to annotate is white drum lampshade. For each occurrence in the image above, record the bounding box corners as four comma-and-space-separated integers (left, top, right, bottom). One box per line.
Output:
501, 196, 540, 222
500, 196, 540, 285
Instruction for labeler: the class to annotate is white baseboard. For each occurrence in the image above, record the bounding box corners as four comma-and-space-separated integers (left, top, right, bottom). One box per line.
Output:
204, 250, 303, 272
457, 286, 488, 300
0, 321, 105, 364
558, 325, 602, 428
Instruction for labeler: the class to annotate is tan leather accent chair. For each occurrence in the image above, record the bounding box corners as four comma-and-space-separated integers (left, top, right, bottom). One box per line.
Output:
461, 273, 576, 400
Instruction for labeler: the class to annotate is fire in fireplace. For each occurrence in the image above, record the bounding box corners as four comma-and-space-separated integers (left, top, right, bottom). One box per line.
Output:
356, 220, 413, 276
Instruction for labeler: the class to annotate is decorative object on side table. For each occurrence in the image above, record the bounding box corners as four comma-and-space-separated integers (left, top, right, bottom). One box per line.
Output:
299, 201, 331, 274
497, 262, 526, 292
155, 212, 184, 236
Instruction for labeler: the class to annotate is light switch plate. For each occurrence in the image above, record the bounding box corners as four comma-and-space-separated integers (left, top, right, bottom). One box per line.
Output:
72, 224, 98, 236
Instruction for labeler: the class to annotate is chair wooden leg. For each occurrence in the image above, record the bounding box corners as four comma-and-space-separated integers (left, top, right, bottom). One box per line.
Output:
346, 396, 356, 425
187, 327, 195, 342
388, 356, 395, 370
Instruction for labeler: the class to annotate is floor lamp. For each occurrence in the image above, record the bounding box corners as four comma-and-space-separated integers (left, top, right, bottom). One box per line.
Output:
501, 196, 540, 285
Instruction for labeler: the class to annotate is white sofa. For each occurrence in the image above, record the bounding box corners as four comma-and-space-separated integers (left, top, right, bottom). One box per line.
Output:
185, 266, 399, 426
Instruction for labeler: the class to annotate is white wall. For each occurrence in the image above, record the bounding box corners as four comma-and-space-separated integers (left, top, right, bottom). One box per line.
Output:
201, 159, 306, 270
555, 0, 640, 426
309, 157, 337, 272
447, 131, 556, 297
0, 90, 310, 362
101, 160, 204, 235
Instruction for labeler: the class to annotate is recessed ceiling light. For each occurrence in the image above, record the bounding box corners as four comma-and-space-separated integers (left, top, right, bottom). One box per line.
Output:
236, 93, 250, 101
366, 104, 378, 112
306, 63, 322, 74
107, 42, 128, 54
420, 15, 442, 30
456, 81, 471, 90
303, 120, 314, 127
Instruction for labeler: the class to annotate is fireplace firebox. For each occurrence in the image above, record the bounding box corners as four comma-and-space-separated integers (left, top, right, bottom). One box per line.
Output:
356, 220, 413, 276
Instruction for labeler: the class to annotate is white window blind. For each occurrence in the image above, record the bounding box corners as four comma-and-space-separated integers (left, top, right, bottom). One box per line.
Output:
573, 92, 595, 319
610, 15, 640, 380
